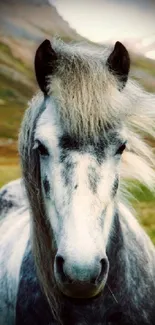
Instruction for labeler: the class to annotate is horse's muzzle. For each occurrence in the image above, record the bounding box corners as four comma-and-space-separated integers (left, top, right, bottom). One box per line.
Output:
54, 254, 109, 298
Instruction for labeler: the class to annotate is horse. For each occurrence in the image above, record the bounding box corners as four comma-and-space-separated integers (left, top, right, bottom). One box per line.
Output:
0, 38, 155, 325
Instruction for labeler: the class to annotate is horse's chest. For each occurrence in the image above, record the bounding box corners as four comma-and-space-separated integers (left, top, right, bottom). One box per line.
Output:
15, 247, 131, 325
16, 246, 53, 325
15, 251, 110, 325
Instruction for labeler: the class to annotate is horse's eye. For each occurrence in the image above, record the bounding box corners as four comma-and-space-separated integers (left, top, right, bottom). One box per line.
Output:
34, 141, 49, 156
38, 143, 49, 156
115, 142, 127, 156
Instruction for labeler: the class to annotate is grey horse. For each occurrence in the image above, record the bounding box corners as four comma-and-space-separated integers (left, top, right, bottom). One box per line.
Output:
0, 38, 155, 325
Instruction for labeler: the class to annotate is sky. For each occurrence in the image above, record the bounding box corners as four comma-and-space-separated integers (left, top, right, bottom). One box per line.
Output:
49, 0, 155, 59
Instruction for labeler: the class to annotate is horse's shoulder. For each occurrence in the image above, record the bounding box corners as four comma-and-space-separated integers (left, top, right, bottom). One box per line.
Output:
0, 178, 28, 220
16, 244, 53, 325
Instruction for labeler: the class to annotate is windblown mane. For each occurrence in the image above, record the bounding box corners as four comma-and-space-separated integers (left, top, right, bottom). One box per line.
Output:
49, 39, 155, 189
19, 38, 155, 323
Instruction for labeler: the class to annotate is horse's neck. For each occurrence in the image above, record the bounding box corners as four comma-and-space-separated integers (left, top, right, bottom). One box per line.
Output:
107, 203, 155, 318
118, 202, 155, 266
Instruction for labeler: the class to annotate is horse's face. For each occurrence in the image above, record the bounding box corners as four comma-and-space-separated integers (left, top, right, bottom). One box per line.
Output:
32, 39, 130, 299
34, 99, 126, 298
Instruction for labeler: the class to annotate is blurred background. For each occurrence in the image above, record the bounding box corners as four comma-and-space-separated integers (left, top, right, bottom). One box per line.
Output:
0, 0, 155, 240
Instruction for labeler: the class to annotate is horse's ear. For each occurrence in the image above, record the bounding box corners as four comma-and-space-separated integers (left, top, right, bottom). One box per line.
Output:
34, 39, 57, 94
106, 41, 130, 89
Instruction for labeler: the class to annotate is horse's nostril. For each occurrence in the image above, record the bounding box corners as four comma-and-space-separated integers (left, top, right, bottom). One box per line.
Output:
56, 255, 66, 282
56, 255, 64, 272
97, 258, 109, 284
90, 258, 108, 285
56, 255, 73, 283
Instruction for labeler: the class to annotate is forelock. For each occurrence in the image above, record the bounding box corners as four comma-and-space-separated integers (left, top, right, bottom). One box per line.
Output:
47, 39, 123, 139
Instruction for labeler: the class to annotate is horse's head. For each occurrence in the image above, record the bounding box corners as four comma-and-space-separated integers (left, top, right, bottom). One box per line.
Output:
20, 39, 130, 300
34, 107, 127, 299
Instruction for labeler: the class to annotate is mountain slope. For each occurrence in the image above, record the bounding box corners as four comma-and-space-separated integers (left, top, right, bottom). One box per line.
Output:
0, 1, 83, 45
0, 1, 84, 142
